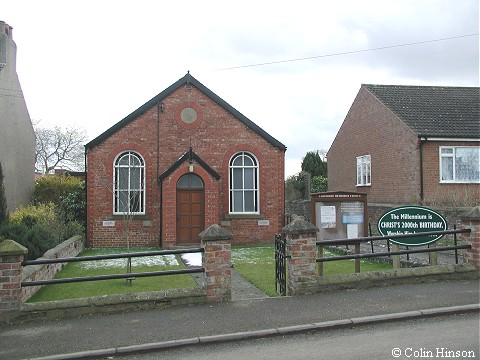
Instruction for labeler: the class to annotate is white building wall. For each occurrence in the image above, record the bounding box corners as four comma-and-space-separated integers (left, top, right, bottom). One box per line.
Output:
0, 21, 35, 212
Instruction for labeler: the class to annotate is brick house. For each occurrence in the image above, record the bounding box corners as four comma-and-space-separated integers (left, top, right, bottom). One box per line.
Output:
327, 84, 479, 207
85, 73, 286, 248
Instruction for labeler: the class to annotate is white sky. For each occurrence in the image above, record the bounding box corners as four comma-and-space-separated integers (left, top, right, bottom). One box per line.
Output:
2, 0, 479, 178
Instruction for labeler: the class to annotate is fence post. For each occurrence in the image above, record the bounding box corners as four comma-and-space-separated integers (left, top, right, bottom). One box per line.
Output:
200, 224, 233, 302
0, 239, 28, 322
458, 207, 480, 269
283, 216, 319, 296
391, 243, 401, 269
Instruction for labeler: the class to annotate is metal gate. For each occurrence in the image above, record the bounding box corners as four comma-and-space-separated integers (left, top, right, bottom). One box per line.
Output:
275, 234, 287, 296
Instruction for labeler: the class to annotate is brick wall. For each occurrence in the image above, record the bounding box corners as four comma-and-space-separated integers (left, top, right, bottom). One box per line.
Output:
327, 87, 479, 207
87, 83, 284, 248
421, 141, 480, 206
328, 87, 421, 204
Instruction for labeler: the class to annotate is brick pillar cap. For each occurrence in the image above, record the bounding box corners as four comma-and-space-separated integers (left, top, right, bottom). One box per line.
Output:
199, 224, 233, 241
282, 216, 318, 235
0, 239, 28, 255
461, 206, 480, 221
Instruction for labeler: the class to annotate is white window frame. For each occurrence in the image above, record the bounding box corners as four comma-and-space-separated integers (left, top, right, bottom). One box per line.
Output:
439, 146, 480, 183
356, 155, 371, 186
113, 151, 146, 215
229, 152, 259, 214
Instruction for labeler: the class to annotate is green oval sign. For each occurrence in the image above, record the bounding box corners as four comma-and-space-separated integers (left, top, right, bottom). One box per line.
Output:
377, 206, 448, 246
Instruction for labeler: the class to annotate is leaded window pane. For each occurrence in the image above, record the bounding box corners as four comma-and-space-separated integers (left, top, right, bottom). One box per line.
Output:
190, 174, 203, 188
440, 147, 479, 183
455, 147, 479, 182
117, 191, 129, 213
356, 155, 371, 186
130, 191, 141, 213
232, 157, 243, 166
130, 156, 142, 167
441, 157, 453, 181
233, 168, 243, 189
243, 156, 254, 166
119, 168, 129, 189
229, 152, 259, 213
244, 168, 254, 189
233, 191, 243, 212
130, 168, 141, 189
244, 191, 255, 212
118, 155, 129, 166
114, 151, 145, 214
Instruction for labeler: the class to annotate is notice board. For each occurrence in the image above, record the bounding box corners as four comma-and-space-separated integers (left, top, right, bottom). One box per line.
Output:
311, 191, 368, 241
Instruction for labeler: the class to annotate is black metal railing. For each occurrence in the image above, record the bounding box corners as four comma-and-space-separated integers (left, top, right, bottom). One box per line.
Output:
316, 228, 471, 272
275, 234, 288, 296
21, 248, 205, 287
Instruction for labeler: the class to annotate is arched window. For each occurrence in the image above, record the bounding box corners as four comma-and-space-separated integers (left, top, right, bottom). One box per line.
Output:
229, 152, 259, 213
113, 151, 145, 214
177, 173, 204, 189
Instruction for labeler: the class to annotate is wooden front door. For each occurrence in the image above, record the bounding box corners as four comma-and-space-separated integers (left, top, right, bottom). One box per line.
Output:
176, 174, 205, 244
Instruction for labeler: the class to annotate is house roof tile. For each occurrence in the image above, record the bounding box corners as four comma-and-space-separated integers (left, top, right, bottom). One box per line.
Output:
363, 84, 479, 138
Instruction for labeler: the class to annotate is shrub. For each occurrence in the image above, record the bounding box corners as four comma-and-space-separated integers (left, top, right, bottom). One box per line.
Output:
9, 203, 56, 226
1, 176, 86, 259
59, 181, 85, 224
34, 175, 83, 206
311, 175, 328, 193
0, 221, 59, 260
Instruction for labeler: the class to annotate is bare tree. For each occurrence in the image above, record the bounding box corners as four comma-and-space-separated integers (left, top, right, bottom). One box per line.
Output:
34, 123, 88, 174
94, 162, 143, 285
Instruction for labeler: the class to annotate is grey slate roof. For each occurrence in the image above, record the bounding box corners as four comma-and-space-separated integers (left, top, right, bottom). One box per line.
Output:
363, 84, 480, 138
86, 73, 287, 150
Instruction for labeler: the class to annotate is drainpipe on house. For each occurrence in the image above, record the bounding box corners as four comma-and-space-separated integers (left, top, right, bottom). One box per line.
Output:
157, 100, 162, 248
419, 136, 427, 204
84, 146, 89, 247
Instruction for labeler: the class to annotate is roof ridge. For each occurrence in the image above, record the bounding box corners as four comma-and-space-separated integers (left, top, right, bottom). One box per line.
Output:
86, 73, 286, 151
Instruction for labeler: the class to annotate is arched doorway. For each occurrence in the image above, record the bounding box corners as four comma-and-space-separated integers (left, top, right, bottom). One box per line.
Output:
176, 173, 205, 244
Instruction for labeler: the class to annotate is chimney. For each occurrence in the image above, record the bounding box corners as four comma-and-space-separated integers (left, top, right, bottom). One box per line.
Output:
0, 21, 14, 72
1, 21, 13, 38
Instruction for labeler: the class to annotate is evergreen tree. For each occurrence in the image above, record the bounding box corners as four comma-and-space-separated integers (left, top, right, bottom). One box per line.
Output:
301, 150, 327, 178
0, 162, 9, 224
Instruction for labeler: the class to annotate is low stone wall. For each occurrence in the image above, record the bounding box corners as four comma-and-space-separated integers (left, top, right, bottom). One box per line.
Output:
17, 287, 206, 322
315, 264, 478, 293
285, 200, 312, 222
21, 235, 85, 302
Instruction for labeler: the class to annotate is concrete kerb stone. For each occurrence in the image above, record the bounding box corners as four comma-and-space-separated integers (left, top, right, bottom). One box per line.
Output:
199, 329, 279, 343
117, 338, 200, 354
27, 304, 480, 360
350, 310, 423, 325
419, 303, 480, 316
30, 348, 117, 360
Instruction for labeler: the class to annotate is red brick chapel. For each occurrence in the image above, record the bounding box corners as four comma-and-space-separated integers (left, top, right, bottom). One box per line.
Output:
85, 73, 286, 248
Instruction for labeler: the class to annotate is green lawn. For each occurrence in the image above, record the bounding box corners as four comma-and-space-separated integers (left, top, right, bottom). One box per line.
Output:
232, 246, 277, 297
27, 248, 197, 302
232, 245, 393, 297
28, 245, 393, 302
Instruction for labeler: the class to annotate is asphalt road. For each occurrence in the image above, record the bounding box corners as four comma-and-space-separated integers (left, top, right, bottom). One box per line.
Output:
114, 313, 480, 360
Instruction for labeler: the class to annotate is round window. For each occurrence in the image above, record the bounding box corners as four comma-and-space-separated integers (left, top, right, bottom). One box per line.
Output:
180, 107, 197, 124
